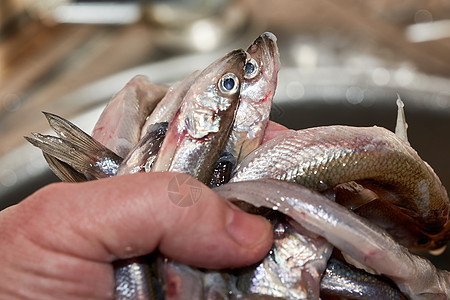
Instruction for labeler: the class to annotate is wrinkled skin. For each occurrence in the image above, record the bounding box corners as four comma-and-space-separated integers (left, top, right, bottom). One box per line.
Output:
0, 170, 278, 299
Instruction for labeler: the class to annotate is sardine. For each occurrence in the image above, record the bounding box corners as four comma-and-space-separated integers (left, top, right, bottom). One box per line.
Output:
231, 125, 450, 249
150, 49, 247, 184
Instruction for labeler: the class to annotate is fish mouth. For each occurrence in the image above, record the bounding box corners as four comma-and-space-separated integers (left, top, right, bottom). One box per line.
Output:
247, 32, 281, 76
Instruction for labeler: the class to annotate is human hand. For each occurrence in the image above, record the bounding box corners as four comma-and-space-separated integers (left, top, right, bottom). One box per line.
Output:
0, 122, 288, 299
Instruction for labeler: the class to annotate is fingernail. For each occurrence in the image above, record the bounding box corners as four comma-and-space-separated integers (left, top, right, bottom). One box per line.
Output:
226, 205, 272, 247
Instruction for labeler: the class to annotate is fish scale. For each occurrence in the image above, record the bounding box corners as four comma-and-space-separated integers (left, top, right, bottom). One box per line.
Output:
232, 125, 449, 236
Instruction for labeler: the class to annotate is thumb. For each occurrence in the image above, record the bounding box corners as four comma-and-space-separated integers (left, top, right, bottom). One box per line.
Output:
13, 172, 273, 269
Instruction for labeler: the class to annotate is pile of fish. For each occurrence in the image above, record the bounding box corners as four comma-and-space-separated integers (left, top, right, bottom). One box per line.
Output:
27, 32, 450, 299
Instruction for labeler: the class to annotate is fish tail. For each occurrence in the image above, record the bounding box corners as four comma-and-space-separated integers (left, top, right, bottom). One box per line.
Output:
26, 113, 123, 179
43, 152, 87, 182
42, 112, 115, 154
25, 133, 99, 179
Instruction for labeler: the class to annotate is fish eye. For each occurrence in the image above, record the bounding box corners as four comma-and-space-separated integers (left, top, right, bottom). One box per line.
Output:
218, 73, 239, 95
244, 58, 259, 79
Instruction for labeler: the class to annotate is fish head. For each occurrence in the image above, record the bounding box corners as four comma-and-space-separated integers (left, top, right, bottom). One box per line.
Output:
226, 32, 281, 163
151, 48, 246, 179
240, 32, 281, 105
182, 48, 246, 139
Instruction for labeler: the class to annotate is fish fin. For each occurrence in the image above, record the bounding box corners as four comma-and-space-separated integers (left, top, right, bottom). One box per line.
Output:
43, 153, 88, 182
394, 95, 410, 146
26, 133, 96, 175
334, 181, 379, 210
25, 131, 121, 179
43, 112, 121, 156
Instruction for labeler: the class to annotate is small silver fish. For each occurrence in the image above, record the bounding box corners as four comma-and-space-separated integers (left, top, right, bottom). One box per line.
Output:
233, 209, 332, 299
231, 124, 450, 250
225, 32, 281, 165
150, 49, 247, 184
209, 32, 281, 187
320, 258, 406, 300
215, 178, 450, 299
117, 122, 168, 175
141, 71, 200, 136
115, 47, 247, 300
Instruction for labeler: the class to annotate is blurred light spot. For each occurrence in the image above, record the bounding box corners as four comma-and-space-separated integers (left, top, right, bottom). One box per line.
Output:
2, 94, 22, 112
394, 67, 414, 86
190, 20, 219, 51
0, 170, 17, 187
286, 82, 305, 100
54, 3, 140, 24
406, 19, 450, 42
346, 86, 364, 104
414, 9, 433, 23
293, 44, 318, 68
372, 68, 390, 86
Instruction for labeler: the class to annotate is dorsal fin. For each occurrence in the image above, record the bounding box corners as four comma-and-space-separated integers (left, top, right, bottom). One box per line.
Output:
395, 95, 410, 146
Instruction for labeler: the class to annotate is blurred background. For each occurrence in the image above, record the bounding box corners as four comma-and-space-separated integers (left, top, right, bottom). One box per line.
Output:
1, 0, 450, 268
